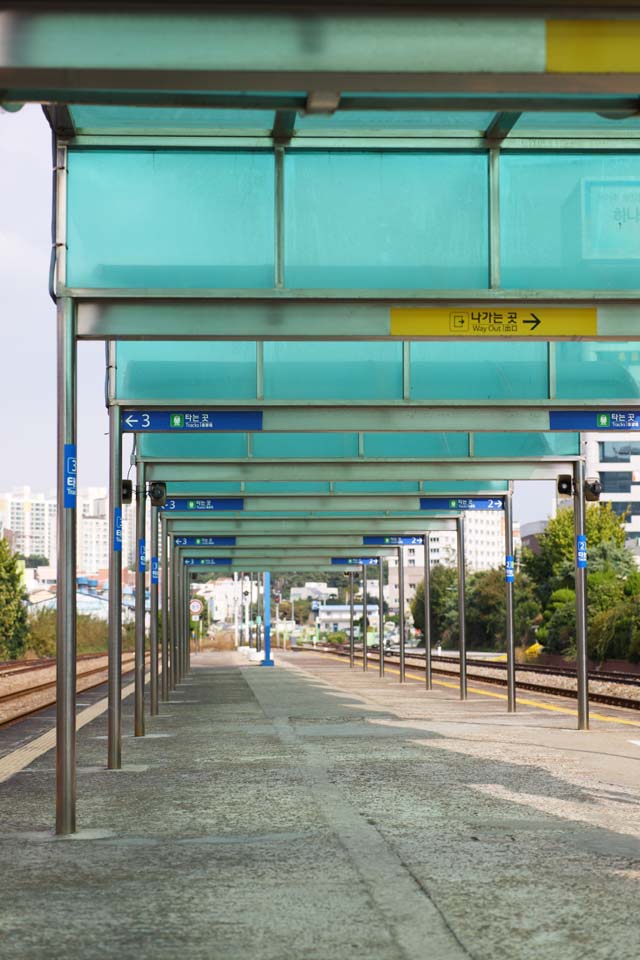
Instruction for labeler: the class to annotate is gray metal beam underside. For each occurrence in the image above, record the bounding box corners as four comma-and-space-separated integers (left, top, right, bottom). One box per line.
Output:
171, 535, 437, 548
119, 402, 640, 433
77, 298, 640, 341
180, 546, 396, 559
5, 9, 640, 101
147, 460, 574, 483
165, 518, 458, 535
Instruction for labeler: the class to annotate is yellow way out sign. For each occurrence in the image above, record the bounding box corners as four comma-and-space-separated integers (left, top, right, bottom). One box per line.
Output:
390, 306, 598, 339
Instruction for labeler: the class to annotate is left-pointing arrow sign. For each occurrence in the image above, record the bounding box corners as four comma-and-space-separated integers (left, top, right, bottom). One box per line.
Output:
124, 415, 139, 428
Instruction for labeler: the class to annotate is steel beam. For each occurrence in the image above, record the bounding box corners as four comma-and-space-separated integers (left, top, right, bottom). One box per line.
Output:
77, 298, 640, 342
55, 297, 77, 836
166, 518, 459, 535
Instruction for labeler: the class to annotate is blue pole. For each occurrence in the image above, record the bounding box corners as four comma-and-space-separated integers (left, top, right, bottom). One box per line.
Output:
261, 570, 275, 667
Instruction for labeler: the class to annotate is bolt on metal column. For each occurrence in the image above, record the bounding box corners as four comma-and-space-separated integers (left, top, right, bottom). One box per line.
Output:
504, 489, 516, 712
378, 559, 385, 677
424, 534, 432, 691
574, 459, 590, 730
56, 297, 77, 835
134, 463, 146, 735
362, 562, 368, 671
457, 517, 467, 700
161, 516, 169, 700
149, 505, 159, 716
398, 546, 406, 682
108, 403, 122, 767
349, 572, 355, 668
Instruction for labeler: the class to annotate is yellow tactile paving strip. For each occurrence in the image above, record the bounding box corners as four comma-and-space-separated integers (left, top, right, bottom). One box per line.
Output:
0, 678, 138, 784
313, 651, 640, 728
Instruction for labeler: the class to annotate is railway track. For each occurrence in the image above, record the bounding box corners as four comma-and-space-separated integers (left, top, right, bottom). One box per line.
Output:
311, 645, 640, 712
0, 653, 138, 725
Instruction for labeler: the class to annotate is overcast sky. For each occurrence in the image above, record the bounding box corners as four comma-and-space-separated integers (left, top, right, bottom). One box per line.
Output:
0, 104, 554, 524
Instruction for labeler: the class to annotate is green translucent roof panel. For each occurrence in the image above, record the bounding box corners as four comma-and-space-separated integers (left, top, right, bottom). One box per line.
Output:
116, 343, 257, 400
515, 112, 640, 132
410, 342, 548, 400
295, 110, 495, 132
284, 151, 488, 288
473, 433, 580, 457
501, 152, 640, 289
70, 105, 276, 133
67, 149, 274, 288
556, 343, 640, 398
263, 342, 402, 400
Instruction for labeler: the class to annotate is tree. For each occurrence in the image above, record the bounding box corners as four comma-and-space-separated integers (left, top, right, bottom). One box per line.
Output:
411, 564, 458, 648
0, 538, 29, 659
522, 503, 628, 603
18, 554, 50, 569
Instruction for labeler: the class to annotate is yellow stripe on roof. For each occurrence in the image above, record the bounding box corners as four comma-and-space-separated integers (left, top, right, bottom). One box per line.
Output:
547, 19, 640, 74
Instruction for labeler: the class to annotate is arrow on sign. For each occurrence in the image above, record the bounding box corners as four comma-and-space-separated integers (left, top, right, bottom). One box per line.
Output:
524, 313, 541, 332
124, 415, 139, 428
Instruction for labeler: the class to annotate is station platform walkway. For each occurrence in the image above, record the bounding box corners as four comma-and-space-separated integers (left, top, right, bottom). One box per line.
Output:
1, 650, 640, 960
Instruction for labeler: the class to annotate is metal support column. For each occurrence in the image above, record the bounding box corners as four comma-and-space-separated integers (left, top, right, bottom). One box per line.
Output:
457, 517, 467, 701
261, 570, 275, 666
424, 535, 432, 691
107, 403, 122, 767
349, 572, 355, 668
574, 460, 590, 730
378, 559, 385, 677
505, 490, 516, 713
362, 562, 368, 671
398, 547, 406, 683
134, 462, 146, 736
56, 297, 77, 835
161, 517, 169, 700
170, 548, 179, 687
233, 571, 240, 648
149, 505, 159, 716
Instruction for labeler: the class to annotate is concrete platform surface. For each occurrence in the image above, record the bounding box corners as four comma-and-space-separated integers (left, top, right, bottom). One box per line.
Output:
0, 650, 639, 960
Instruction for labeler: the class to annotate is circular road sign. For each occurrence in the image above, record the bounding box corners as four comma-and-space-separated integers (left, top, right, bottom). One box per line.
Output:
189, 599, 204, 615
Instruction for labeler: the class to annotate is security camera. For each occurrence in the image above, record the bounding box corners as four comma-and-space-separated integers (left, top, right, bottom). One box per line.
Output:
121, 479, 133, 504
584, 478, 602, 502
149, 482, 167, 506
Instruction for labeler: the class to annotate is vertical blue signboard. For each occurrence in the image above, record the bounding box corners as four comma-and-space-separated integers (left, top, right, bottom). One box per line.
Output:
151, 556, 159, 584
577, 535, 587, 569
138, 538, 146, 573
505, 555, 515, 583
63, 444, 77, 508
113, 507, 123, 553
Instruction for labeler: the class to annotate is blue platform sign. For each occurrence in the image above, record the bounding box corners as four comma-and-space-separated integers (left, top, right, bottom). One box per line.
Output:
138, 538, 146, 573
184, 557, 232, 566
122, 410, 263, 432
63, 444, 77, 508
420, 497, 504, 511
577, 535, 588, 569
363, 535, 425, 546
160, 498, 244, 512
505, 555, 515, 583
550, 411, 640, 431
331, 557, 379, 566
113, 507, 123, 553
174, 536, 237, 547
151, 556, 159, 584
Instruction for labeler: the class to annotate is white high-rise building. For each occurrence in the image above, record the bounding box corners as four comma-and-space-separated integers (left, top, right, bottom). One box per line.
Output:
385, 512, 521, 610
0, 487, 57, 563
0, 486, 138, 576
584, 433, 640, 543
